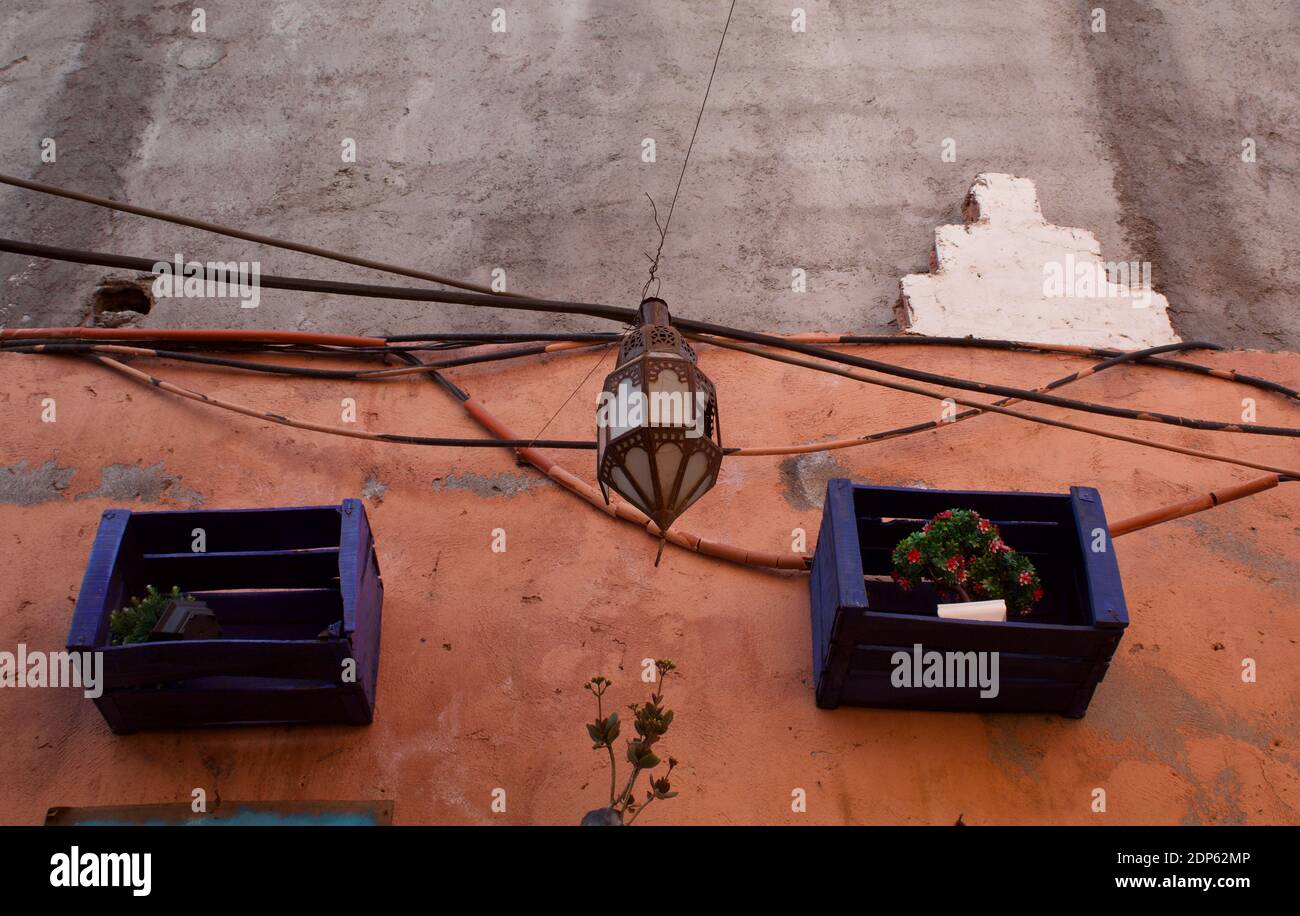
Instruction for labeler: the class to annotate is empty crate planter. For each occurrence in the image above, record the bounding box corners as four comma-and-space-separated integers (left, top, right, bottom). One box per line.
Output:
67, 500, 383, 734
809, 480, 1127, 717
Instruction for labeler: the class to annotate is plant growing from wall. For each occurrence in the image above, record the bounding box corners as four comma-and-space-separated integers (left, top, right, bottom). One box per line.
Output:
109, 584, 190, 645
581, 659, 681, 825
890, 509, 1042, 615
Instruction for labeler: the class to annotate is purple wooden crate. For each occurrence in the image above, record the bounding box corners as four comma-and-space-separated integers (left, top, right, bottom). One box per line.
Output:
809, 480, 1127, 718
67, 500, 383, 734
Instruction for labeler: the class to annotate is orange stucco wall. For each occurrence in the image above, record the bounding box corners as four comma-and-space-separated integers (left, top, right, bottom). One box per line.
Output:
0, 342, 1296, 824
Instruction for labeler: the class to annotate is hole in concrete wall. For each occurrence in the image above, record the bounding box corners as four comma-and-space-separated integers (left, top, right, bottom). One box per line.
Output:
88, 276, 153, 327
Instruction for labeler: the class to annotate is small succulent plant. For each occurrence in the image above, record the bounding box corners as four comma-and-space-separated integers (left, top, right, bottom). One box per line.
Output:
580, 660, 681, 825
891, 509, 1042, 615
109, 585, 190, 645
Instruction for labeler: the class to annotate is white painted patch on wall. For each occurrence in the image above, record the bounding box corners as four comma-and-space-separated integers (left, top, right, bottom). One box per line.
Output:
897, 173, 1180, 349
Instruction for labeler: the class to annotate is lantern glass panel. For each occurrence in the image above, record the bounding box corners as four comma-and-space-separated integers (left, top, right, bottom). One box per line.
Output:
625, 445, 654, 502
649, 366, 691, 428
654, 442, 684, 500
611, 466, 649, 514
678, 468, 717, 513
675, 449, 710, 508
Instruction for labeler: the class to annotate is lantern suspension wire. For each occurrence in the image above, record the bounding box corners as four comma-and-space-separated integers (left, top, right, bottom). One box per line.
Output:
524, 341, 618, 448
642, 0, 738, 299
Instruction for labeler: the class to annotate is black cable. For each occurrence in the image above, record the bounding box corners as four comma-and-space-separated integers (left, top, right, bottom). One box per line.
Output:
5, 236, 1299, 438
1, 341, 599, 379
380, 332, 1297, 400
724, 340, 1247, 454
389, 350, 470, 402
385, 332, 618, 344
0, 237, 629, 322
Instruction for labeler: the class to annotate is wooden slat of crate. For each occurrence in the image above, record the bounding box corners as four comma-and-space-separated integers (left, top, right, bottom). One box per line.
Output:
850, 485, 1074, 522
849, 644, 1097, 682
105, 682, 369, 731
99, 639, 351, 689
840, 671, 1084, 714
188, 588, 343, 623
136, 547, 341, 591
126, 506, 343, 552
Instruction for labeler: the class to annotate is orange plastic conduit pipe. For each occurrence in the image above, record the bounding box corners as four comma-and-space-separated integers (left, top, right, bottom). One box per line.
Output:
1107, 474, 1284, 538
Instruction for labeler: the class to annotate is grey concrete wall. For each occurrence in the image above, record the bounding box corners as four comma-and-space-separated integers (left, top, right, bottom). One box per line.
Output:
1, 0, 1296, 348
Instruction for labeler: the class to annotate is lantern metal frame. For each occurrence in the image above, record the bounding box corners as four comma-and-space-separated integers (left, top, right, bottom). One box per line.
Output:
596, 298, 724, 542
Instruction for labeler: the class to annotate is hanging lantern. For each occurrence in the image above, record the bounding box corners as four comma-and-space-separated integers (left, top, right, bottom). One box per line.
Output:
596, 297, 723, 561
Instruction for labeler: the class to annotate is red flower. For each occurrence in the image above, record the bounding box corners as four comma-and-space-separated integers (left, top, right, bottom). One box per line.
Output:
1032, 587, 1044, 601
891, 508, 1043, 611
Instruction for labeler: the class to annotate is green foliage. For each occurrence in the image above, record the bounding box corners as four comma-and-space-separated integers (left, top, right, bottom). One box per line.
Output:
582, 659, 681, 825
109, 585, 189, 645
890, 509, 1042, 615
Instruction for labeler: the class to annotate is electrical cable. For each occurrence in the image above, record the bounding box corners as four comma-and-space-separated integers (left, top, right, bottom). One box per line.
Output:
699, 336, 1300, 478
9, 340, 1293, 570
7, 157, 1295, 562
9, 142, 1292, 404
722, 341, 1246, 455
0, 324, 385, 347
7, 331, 1297, 473
0, 172, 517, 298
0, 237, 629, 321
7, 325, 1297, 403
3, 174, 1296, 406
2, 340, 600, 380
5, 237, 1297, 438
85, 354, 595, 450
3, 339, 1229, 462
385, 331, 1297, 401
